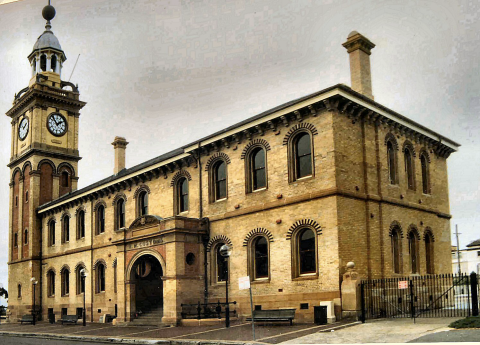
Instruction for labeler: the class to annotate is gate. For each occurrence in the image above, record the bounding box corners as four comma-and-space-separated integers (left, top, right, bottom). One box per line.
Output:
361, 272, 479, 321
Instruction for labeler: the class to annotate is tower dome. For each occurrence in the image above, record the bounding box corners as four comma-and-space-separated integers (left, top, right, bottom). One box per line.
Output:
28, 2, 66, 78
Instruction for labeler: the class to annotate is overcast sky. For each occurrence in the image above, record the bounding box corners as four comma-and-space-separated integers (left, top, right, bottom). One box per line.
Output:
0, 0, 479, 305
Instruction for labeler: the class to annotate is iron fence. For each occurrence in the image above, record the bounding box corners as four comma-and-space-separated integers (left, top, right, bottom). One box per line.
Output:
180, 301, 237, 320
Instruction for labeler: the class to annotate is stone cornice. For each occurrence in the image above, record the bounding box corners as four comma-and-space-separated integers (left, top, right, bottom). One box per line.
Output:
8, 147, 81, 168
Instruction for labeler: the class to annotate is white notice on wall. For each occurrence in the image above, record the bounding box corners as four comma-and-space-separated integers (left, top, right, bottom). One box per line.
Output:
239, 276, 250, 290
398, 281, 408, 289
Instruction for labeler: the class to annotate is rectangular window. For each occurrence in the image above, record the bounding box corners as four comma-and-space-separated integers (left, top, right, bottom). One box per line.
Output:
62, 308, 67, 317
76, 308, 83, 319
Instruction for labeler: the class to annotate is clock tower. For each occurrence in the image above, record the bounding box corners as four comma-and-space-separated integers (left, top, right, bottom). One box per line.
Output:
6, 3, 86, 320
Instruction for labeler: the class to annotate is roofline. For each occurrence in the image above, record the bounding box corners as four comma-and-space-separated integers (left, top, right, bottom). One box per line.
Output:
37, 83, 460, 213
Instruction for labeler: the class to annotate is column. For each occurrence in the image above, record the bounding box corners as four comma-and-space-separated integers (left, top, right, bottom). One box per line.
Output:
18, 178, 24, 259
35, 55, 40, 74
8, 182, 14, 262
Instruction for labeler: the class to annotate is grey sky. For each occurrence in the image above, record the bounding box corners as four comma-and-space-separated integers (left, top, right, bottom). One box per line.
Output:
0, 0, 479, 305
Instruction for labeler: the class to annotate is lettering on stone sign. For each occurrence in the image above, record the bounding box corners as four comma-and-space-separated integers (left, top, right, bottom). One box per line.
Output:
127, 238, 163, 250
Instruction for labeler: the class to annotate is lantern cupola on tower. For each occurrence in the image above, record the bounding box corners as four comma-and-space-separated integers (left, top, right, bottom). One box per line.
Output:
27, 2, 66, 84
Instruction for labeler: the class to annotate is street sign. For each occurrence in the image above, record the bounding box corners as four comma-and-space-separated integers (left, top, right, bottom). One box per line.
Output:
239, 276, 250, 290
398, 280, 408, 289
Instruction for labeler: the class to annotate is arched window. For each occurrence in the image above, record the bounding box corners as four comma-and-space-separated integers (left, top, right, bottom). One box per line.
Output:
293, 133, 312, 180
405, 148, 415, 190
96, 263, 106, 293
24, 229, 28, 245
425, 233, 434, 274
76, 266, 85, 295
61, 171, 69, 188
51, 55, 57, 72
33, 58, 36, 72
116, 199, 125, 229
62, 216, 70, 243
61, 269, 70, 296
387, 141, 397, 184
48, 220, 55, 246
14, 233, 18, 247
47, 270, 55, 297
408, 231, 419, 274
138, 191, 148, 216
17, 284, 21, 298
40, 54, 47, 72
177, 178, 189, 214
247, 148, 267, 192
421, 154, 430, 194
253, 236, 269, 279
212, 161, 227, 201
58, 166, 72, 197
96, 205, 105, 234
298, 228, 316, 274
77, 210, 85, 239
216, 244, 228, 282
391, 228, 401, 274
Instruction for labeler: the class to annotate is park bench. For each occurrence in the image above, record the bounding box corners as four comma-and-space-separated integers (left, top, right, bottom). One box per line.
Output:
19, 314, 34, 324
246, 308, 296, 325
60, 314, 79, 325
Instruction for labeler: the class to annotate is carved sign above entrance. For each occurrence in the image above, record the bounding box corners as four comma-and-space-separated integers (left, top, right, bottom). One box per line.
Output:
126, 237, 163, 250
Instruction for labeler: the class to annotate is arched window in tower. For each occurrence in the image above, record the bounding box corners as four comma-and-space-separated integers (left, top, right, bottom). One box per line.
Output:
61, 268, 70, 296
298, 228, 316, 275
47, 270, 55, 297
404, 148, 415, 190
294, 133, 312, 180
391, 228, 401, 274
51, 55, 57, 72
248, 148, 266, 191
138, 191, 148, 216
58, 166, 72, 197
213, 161, 227, 201
77, 210, 85, 239
24, 229, 28, 245
95, 263, 106, 293
116, 199, 125, 229
61, 171, 69, 188
421, 154, 430, 194
253, 236, 269, 279
14, 233, 18, 247
387, 141, 397, 184
33, 58, 36, 72
216, 244, 228, 282
39, 162, 54, 205
17, 284, 22, 298
408, 231, 419, 274
425, 232, 434, 274
96, 205, 105, 234
48, 220, 55, 246
177, 177, 189, 214
40, 54, 47, 72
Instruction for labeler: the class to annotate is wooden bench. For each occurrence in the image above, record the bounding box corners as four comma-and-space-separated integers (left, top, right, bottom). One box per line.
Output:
19, 315, 34, 324
60, 315, 79, 325
247, 309, 296, 325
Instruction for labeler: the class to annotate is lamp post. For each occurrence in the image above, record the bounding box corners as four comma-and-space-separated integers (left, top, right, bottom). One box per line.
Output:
219, 244, 231, 328
30, 278, 37, 326
80, 269, 88, 326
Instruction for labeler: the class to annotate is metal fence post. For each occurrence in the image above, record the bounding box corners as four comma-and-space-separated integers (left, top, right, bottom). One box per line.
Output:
470, 272, 478, 317
409, 280, 415, 322
360, 281, 366, 323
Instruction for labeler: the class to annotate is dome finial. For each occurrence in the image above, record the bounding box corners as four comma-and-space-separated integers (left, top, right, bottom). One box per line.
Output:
42, 0, 56, 30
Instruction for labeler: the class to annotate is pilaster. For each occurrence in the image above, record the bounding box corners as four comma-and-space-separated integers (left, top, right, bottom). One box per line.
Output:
52, 174, 60, 200
18, 179, 24, 259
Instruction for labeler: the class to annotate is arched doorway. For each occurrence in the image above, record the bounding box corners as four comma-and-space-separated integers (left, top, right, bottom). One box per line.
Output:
127, 252, 164, 320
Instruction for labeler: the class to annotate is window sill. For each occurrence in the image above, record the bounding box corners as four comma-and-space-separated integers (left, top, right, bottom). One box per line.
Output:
291, 175, 314, 184
48, 295, 55, 298
212, 198, 227, 204
250, 187, 267, 194
61, 294, 69, 297
251, 278, 270, 284
115, 227, 127, 233
293, 274, 318, 281
177, 211, 189, 216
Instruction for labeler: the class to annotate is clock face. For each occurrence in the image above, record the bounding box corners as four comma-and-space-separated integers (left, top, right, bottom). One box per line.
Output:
47, 113, 67, 136
18, 117, 29, 140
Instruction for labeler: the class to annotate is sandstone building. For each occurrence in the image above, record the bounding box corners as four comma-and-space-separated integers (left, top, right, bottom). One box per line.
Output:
6, 6, 459, 324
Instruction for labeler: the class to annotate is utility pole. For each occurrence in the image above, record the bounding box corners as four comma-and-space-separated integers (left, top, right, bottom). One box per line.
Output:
455, 224, 462, 274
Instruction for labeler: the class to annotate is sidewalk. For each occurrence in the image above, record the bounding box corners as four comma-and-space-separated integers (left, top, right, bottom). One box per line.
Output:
281, 318, 461, 343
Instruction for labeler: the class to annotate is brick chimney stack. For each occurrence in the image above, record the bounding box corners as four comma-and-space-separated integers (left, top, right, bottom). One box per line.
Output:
112, 136, 128, 175
342, 31, 375, 100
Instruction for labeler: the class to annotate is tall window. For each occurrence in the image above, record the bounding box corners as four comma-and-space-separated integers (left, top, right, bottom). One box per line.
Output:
40, 54, 46, 72
247, 148, 267, 192
216, 244, 228, 282
405, 148, 415, 190
138, 191, 148, 216
77, 210, 85, 239
421, 154, 429, 194
387, 141, 397, 184
51, 54, 57, 71
47, 270, 55, 297
391, 228, 401, 274
48, 220, 55, 246
97, 205, 105, 234
409, 231, 419, 274
61, 269, 70, 296
62, 216, 70, 243
17, 284, 21, 298
177, 178, 189, 213
253, 236, 269, 279
213, 161, 227, 201
298, 229, 316, 274
61, 171, 69, 188
425, 233, 434, 274
14, 233, 18, 247
24, 229, 28, 245
96, 263, 106, 293
294, 133, 312, 180
76, 266, 85, 295
116, 199, 125, 229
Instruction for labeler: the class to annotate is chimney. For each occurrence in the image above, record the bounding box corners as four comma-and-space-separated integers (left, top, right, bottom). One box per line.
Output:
342, 31, 375, 100
112, 136, 128, 175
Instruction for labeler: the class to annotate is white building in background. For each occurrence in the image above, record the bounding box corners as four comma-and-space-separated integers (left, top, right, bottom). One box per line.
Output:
452, 239, 480, 275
